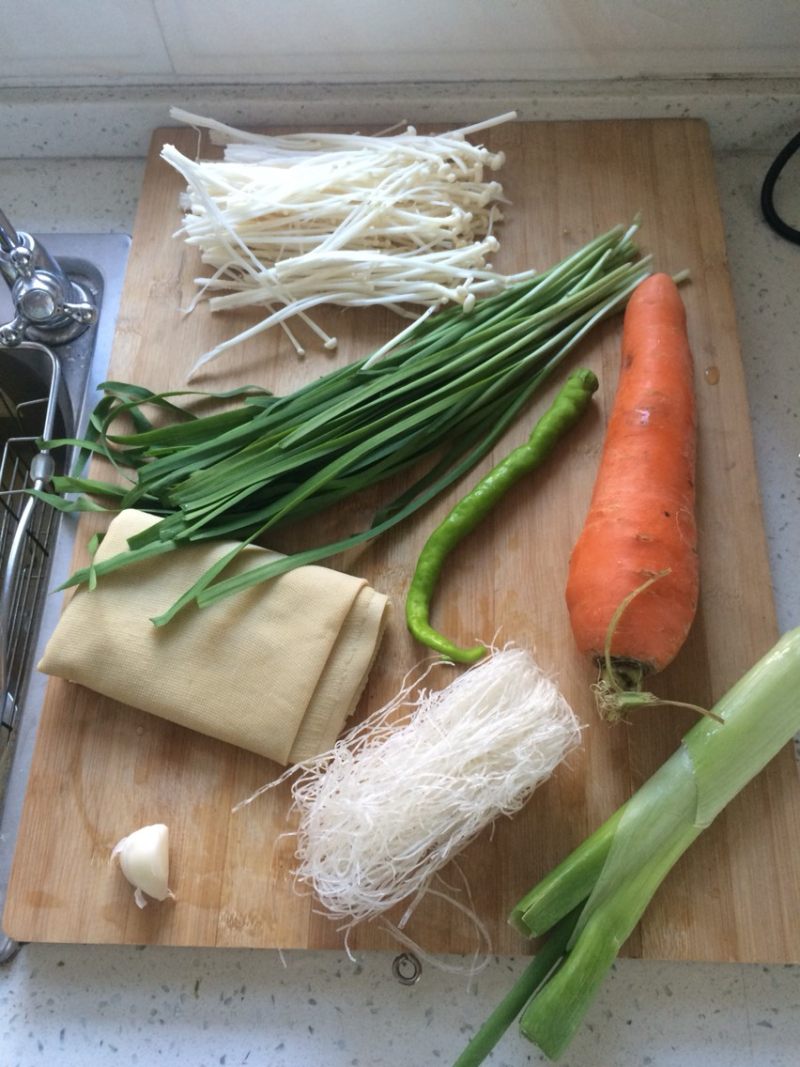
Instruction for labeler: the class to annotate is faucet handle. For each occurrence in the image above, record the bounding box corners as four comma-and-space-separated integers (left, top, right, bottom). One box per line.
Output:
6, 244, 33, 278
62, 299, 98, 327
0, 283, 97, 347
0, 225, 98, 346
0, 312, 26, 347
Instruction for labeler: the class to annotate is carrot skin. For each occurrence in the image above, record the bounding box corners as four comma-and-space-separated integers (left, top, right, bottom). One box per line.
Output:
565, 273, 698, 675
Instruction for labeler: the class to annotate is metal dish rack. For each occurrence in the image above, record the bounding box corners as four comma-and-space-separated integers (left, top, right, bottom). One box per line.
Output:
0, 233, 129, 966
0, 344, 62, 796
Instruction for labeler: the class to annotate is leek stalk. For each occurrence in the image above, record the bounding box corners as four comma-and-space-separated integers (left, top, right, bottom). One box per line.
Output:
452, 908, 581, 1067
453, 628, 800, 1063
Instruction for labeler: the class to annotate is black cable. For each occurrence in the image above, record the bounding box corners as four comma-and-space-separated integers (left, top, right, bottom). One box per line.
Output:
760, 130, 800, 245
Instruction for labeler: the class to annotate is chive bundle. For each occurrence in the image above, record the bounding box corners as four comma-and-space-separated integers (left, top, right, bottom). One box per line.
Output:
38, 222, 649, 625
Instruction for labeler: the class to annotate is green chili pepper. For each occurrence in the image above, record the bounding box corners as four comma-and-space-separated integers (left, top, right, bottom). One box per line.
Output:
405, 367, 599, 663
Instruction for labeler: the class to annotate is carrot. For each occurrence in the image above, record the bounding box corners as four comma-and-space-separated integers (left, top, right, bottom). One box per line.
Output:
565, 272, 701, 719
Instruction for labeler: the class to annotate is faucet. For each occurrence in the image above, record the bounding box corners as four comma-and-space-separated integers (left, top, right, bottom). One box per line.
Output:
0, 208, 97, 346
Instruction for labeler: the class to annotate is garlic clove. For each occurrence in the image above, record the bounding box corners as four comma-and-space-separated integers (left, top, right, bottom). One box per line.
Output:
112, 823, 174, 907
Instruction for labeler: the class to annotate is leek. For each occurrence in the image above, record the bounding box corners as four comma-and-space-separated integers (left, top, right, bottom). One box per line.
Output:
36, 223, 649, 623
454, 628, 800, 1063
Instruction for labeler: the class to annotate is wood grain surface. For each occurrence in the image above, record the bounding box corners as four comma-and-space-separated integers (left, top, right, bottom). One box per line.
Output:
5, 119, 799, 960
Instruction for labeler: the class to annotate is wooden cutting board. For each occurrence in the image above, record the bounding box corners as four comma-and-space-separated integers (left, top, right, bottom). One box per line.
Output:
5, 119, 799, 961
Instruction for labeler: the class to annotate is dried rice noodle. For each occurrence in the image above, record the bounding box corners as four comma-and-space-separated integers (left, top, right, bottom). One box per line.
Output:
237, 647, 581, 953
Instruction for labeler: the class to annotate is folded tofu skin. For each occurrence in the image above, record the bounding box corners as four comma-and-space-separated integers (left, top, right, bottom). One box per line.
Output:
38, 509, 389, 765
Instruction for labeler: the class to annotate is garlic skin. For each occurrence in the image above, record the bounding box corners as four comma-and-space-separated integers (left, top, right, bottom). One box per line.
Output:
112, 823, 174, 908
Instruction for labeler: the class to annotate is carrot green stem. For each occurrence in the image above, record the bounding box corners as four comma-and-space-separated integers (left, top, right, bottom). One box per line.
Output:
593, 569, 721, 723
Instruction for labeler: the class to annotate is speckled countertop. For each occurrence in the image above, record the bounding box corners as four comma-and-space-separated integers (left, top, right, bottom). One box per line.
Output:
0, 83, 798, 1067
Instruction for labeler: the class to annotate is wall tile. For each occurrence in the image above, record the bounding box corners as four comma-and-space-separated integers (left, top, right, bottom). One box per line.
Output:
0, 0, 172, 82
1, 0, 798, 88
154, 0, 800, 82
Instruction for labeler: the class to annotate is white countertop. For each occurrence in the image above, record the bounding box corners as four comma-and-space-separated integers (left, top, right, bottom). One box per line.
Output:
0, 87, 798, 1067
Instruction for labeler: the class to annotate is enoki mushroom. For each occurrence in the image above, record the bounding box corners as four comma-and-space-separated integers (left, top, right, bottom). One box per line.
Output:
163, 108, 528, 373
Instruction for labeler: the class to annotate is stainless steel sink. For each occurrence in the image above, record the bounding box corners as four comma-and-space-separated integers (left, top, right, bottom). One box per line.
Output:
0, 234, 130, 960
